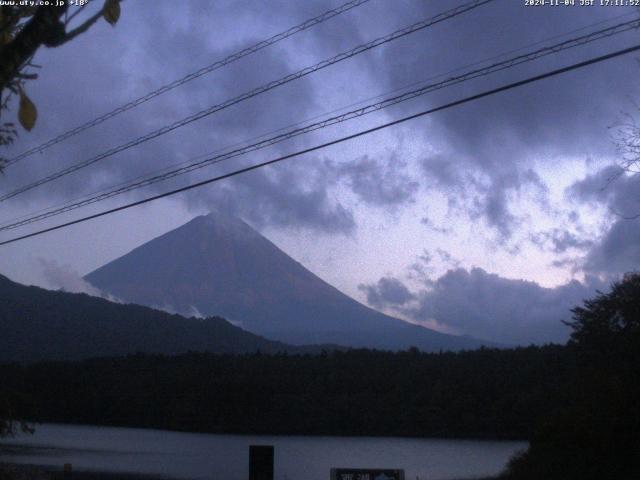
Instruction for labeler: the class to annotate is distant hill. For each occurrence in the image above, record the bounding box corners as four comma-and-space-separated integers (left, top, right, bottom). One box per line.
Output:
0, 274, 297, 363
86, 212, 490, 351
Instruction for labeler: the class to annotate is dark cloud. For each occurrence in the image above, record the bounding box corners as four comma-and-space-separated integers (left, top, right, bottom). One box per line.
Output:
3, 0, 637, 239
584, 219, 640, 276
358, 276, 415, 310
406, 249, 436, 284
529, 228, 593, 254
388, 2, 639, 159
362, 268, 605, 345
383, 2, 639, 236
567, 165, 640, 276
421, 155, 468, 191
1, 0, 638, 320
567, 165, 640, 217
1, 0, 362, 235
421, 154, 549, 238
473, 169, 549, 235
338, 154, 419, 207
184, 158, 355, 234
409, 267, 603, 345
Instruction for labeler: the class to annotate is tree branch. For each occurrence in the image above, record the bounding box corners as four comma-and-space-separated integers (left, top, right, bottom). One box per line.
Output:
57, 7, 105, 45
0, 5, 68, 93
65, 3, 89, 26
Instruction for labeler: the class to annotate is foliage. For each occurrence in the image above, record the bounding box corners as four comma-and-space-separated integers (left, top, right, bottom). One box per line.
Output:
0, 464, 48, 480
0, 345, 574, 440
612, 110, 640, 174
567, 272, 640, 353
0, 390, 33, 438
503, 273, 640, 480
0, 1, 122, 436
0, 1, 122, 168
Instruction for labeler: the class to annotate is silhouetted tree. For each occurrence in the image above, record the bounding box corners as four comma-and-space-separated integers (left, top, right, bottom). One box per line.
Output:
0, 1, 121, 435
567, 272, 640, 352
504, 273, 640, 480
0, 1, 121, 168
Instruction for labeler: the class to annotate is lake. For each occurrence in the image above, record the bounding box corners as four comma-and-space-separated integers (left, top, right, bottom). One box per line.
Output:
0, 424, 527, 480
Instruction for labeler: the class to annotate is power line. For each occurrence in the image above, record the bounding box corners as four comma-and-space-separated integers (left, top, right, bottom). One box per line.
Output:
1, 43, 638, 247
5, 0, 373, 167
4, 4, 633, 232
2, 16, 638, 233
0, 0, 495, 203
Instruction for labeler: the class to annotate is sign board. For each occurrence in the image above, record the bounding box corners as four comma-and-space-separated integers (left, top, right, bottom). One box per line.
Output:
331, 468, 405, 480
249, 445, 274, 480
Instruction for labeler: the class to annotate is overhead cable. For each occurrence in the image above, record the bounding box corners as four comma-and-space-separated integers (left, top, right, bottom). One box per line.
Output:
1, 42, 638, 246
0, 0, 495, 202
2, 16, 638, 232
5, 0, 373, 166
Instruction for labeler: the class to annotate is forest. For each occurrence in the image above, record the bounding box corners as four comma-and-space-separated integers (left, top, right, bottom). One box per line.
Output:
0, 345, 573, 440
1, 273, 639, 479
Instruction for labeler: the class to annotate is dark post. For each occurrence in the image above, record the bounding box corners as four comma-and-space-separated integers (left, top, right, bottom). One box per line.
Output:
249, 445, 274, 480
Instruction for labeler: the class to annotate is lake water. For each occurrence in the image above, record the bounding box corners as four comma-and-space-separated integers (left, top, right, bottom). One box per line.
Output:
0, 424, 527, 480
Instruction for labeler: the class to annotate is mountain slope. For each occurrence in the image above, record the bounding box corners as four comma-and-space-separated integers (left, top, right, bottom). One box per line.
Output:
0, 274, 296, 363
85, 213, 489, 351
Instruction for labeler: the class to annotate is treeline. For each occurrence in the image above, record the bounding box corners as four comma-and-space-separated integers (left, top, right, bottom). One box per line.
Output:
1, 345, 575, 440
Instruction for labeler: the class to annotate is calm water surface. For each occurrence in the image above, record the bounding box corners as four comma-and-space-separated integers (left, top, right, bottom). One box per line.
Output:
0, 424, 526, 480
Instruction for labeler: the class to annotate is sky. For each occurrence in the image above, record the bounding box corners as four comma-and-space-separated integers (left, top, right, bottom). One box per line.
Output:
1, 0, 639, 345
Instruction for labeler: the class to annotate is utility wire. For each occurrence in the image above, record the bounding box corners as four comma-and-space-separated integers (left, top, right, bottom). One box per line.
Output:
5, 0, 373, 167
4, 8, 629, 231
0, 0, 495, 203
1, 43, 638, 247
2, 16, 638, 232
0, 13, 634, 230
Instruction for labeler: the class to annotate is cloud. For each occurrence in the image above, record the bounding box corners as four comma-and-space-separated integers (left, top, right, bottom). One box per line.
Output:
3, 0, 639, 304
361, 267, 605, 345
567, 165, 640, 218
338, 154, 419, 207
529, 228, 593, 254
567, 165, 640, 277
3, 0, 349, 235
383, 2, 639, 159
472, 169, 549, 239
382, 2, 639, 238
420, 216, 451, 234
358, 276, 415, 310
150, 303, 206, 319
39, 259, 120, 302
5, 1, 636, 238
185, 158, 356, 234
421, 155, 550, 238
10, 0, 629, 239
583, 219, 640, 277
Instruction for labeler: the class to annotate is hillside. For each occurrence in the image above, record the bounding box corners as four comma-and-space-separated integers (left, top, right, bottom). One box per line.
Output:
0, 274, 296, 363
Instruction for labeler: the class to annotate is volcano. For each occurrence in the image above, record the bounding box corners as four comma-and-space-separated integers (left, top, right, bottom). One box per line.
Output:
85, 212, 488, 351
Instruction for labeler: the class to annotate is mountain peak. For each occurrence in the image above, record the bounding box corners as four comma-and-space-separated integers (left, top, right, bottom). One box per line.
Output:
183, 211, 262, 243
86, 212, 490, 351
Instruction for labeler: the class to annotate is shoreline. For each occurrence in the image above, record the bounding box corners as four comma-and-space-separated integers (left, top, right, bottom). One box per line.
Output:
5, 420, 530, 443
0, 463, 178, 480
0, 462, 502, 480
